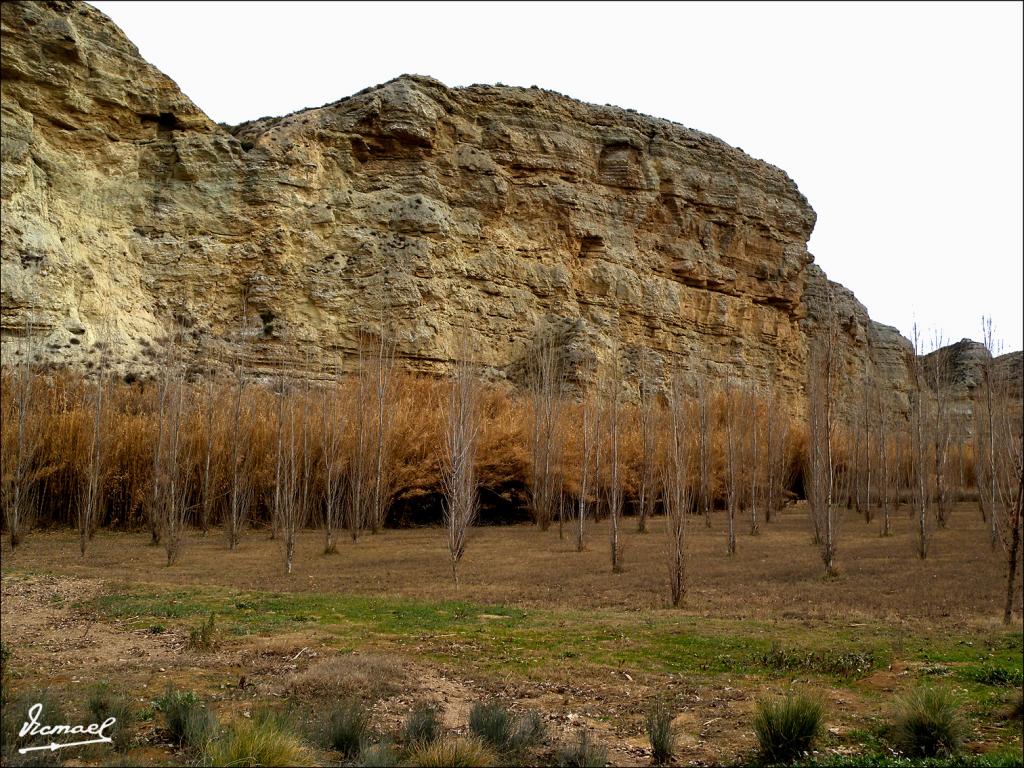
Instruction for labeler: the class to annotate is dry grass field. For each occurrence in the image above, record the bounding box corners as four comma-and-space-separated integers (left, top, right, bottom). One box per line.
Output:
1, 504, 1022, 766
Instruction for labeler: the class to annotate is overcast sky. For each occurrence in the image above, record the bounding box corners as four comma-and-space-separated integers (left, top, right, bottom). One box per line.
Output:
93, 1, 1024, 352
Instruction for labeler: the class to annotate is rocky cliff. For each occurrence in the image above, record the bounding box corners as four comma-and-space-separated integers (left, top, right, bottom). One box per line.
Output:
2, 1, 919, 410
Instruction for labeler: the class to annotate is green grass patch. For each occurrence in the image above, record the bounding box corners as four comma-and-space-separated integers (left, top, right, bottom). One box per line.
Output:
81, 580, 1016, 693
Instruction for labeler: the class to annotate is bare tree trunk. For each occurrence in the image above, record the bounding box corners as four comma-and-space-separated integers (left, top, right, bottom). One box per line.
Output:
637, 349, 656, 534
911, 323, 931, 559
226, 363, 252, 550
2, 318, 40, 549
371, 329, 396, 534
158, 366, 192, 567
80, 372, 106, 557
321, 354, 345, 554
605, 347, 623, 573
274, 371, 311, 575
199, 378, 215, 536
663, 368, 692, 607
749, 387, 760, 536
443, 339, 481, 588
576, 396, 597, 552
723, 382, 740, 556
697, 376, 713, 528
807, 290, 841, 577
528, 331, 564, 533
1004, 469, 1022, 625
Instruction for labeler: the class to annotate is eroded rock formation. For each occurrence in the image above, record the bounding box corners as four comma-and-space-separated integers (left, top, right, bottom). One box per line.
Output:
1, 1, 935, 411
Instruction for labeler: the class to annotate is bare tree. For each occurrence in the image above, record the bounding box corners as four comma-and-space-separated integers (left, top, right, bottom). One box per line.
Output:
1, 318, 40, 549
910, 323, 932, 559
748, 385, 761, 536
155, 359, 193, 567
976, 318, 1023, 624
528, 331, 564, 533
442, 339, 482, 587
604, 344, 624, 572
976, 317, 1001, 549
763, 376, 789, 524
926, 333, 953, 527
79, 363, 107, 556
347, 336, 374, 540
723, 381, 743, 556
662, 367, 692, 607
575, 394, 599, 552
198, 376, 217, 536
875, 382, 894, 537
696, 375, 713, 528
806, 302, 842, 577
370, 329, 397, 533
274, 371, 312, 574
320, 355, 346, 554
225, 362, 254, 550
636, 349, 658, 534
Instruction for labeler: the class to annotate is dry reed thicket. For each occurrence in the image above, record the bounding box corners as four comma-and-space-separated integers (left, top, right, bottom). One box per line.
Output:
1, 321, 1021, 622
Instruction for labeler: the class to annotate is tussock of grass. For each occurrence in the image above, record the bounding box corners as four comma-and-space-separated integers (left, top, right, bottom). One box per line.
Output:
554, 730, 607, 767
753, 693, 823, 764
507, 709, 545, 754
359, 740, 399, 767
892, 687, 965, 758
646, 703, 676, 765
287, 653, 404, 701
403, 703, 440, 747
469, 701, 511, 749
468, 701, 544, 756
155, 687, 218, 749
204, 713, 310, 767
326, 698, 371, 757
403, 735, 497, 767
87, 682, 135, 752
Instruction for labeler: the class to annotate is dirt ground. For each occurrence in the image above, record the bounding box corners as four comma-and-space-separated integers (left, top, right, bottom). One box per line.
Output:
1, 503, 1021, 766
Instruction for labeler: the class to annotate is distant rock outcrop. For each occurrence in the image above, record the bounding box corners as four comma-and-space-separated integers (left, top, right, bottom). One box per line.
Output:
2, 1, 1001, 414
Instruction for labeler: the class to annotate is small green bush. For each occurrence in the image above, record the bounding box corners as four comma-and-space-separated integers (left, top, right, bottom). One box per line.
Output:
187, 612, 217, 651
155, 687, 218, 749
961, 664, 1024, 687
360, 740, 400, 767
554, 730, 607, 767
326, 698, 371, 757
469, 701, 511, 750
752, 693, 823, 764
893, 687, 965, 758
404, 735, 497, 767
205, 714, 310, 767
403, 703, 440, 746
646, 703, 676, 765
87, 682, 135, 752
759, 642, 877, 679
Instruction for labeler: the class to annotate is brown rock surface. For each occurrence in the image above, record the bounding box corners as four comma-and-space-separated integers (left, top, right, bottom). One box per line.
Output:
0, 0, 975, 412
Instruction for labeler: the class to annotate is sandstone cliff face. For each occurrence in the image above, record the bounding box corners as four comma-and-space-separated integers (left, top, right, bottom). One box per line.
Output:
1, 1, 916, 409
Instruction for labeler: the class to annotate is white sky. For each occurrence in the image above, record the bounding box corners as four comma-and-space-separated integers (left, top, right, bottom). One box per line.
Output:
93, 0, 1024, 352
